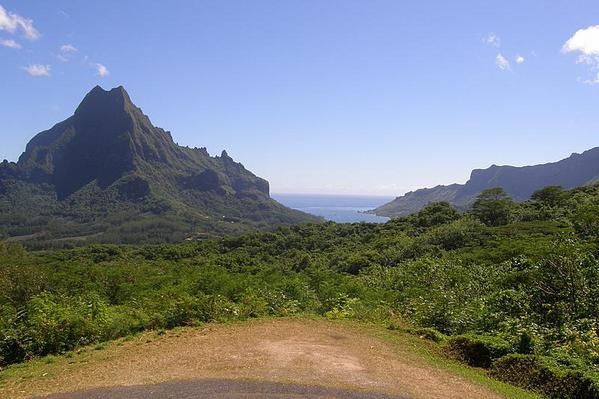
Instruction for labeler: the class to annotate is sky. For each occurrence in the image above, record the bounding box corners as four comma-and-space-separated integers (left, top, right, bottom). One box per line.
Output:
1, 1, 599, 196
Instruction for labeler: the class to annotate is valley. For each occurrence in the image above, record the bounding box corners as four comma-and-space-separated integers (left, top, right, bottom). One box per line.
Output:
1, 4, 598, 397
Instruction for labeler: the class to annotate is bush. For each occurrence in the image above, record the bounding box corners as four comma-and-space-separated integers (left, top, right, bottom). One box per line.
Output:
410, 202, 461, 229
25, 293, 109, 356
572, 203, 599, 238
412, 327, 447, 342
0, 324, 27, 365
447, 334, 512, 368
491, 354, 599, 399
426, 217, 485, 250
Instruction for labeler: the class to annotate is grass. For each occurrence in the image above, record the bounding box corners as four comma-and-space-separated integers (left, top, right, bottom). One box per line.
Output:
333, 319, 540, 399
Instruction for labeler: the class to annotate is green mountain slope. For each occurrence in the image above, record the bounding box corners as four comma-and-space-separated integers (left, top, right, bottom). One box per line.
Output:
374, 147, 599, 217
0, 86, 319, 247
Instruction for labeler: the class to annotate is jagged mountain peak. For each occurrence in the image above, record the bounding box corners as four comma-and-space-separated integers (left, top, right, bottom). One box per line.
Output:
76, 85, 130, 111
74, 85, 143, 123
0, 86, 318, 244
16, 85, 176, 197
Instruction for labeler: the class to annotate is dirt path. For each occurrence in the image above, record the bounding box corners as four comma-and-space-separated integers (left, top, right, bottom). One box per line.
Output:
1, 319, 508, 399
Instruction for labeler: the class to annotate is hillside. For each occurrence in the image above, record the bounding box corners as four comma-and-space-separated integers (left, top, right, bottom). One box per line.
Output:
0, 86, 319, 247
373, 147, 599, 217
1, 183, 598, 398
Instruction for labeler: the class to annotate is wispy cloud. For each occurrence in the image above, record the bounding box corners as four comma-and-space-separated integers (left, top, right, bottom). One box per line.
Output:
495, 53, 511, 71
95, 63, 110, 77
22, 64, 51, 77
484, 33, 501, 48
0, 37, 20, 48
0, 4, 40, 40
563, 25, 599, 84
582, 73, 599, 85
483, 33, 526, 71
60, 44, 77, 54
57, 43, 78, 61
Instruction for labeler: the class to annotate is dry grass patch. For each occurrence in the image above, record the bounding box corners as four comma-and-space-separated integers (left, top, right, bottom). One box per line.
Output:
0, 317, 536, 399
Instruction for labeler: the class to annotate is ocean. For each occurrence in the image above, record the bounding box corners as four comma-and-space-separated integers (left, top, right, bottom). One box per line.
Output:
272, 194, 394, 223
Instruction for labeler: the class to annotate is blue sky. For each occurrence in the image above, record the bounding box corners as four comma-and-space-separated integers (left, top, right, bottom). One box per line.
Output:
1, 1, 598, 195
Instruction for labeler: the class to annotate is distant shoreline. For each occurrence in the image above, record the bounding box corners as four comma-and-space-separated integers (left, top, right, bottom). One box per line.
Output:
273, 194, 392, 224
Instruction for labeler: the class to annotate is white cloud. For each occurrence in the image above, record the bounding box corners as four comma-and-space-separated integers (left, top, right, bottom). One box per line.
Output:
563, 25, 599, 56
484, 33, 501, 48
582, 72, 599, 85
57, 43, 78, 61
495, 53, 511, 71
60, 44, 77, 54
22, 64, 51, 77
95, 63, 109, 77
563, 25, 599, 84
0, 4, 40, 40
483, 34, 524, 70
0, 38, 20, 48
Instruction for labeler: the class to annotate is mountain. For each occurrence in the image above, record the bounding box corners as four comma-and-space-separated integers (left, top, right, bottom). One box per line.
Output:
373, 147, 599, 218
0, 86, 319, 247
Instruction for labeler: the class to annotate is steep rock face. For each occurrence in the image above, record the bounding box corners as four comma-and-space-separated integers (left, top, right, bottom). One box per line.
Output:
13, 86, 271, 201
0, 86, 318, 245
17, 86, 184, 197
374, 147, 599, 218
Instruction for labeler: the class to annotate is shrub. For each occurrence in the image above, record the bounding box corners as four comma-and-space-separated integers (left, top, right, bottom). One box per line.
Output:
0, 325, 27, 365
572, 203, 599, 238
26, 293, 113, 355
412, 327, 447, 342
447, 334, 512, 368
491, 354, 599, 399
410, 202, 461, 229
426, 217, 485, 250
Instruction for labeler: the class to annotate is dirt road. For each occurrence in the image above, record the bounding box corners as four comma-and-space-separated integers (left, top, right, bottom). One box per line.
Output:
1, 318, 510, 399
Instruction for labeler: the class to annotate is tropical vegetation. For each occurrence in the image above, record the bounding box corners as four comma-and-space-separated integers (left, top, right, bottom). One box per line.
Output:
1, 183, 599, 398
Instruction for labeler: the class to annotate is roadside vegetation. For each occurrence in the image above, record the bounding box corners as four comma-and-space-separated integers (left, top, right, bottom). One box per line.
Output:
1, 183, 599, 398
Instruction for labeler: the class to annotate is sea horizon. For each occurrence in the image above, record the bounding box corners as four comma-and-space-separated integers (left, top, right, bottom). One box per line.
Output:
272, 193, 394, 223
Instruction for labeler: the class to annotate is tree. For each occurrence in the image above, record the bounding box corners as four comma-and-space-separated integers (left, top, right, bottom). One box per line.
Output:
471, 188, 514, 226
572, 202, 599, 238
531, 186, 565, 208
412, 202, 461, 228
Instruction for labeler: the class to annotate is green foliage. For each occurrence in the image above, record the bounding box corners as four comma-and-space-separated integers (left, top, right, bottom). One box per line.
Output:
572, 202, 599, 238
1, 183, 599, 399
424, 217, 486, 250
411, 327, 448, 343
531, 186, 566, 208
409, 202, 461, 228
491, 354, 599, 399
447, 334, 513, 368
471, 187, 514, 226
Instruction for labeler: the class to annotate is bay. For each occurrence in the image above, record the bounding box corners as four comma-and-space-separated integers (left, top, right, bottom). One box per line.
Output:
273, 194, 393, 223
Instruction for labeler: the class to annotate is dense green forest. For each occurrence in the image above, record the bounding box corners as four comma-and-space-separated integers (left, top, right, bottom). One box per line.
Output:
1, 184, 599, 398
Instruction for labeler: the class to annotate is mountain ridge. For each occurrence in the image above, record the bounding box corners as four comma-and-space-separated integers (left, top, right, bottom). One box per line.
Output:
0, 86, 319, 247
373, 147, 599, 217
